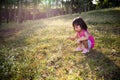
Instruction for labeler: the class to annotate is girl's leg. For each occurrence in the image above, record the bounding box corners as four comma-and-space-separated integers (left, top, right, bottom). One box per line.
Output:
78, 41, 82, 48
82, 40, 89, 53
76, 41, 83, 51
83, 40, 88, 49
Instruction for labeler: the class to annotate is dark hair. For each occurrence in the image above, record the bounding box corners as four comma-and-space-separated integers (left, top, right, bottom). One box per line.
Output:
72, 17, 88, 31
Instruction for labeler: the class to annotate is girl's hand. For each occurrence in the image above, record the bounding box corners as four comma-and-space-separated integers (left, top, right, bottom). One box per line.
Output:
67, 37, 75, 41
67, 36, 71, 39
66, 37, 71, 40
77, 37, 86, 43
77, 38, 81, 43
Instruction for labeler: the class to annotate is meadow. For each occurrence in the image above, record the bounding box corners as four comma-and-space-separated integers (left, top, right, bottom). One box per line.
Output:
0, 7, 120, 80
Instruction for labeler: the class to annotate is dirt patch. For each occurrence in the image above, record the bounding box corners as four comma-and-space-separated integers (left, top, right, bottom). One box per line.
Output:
0, 27, 22, 37
0, 27, 23, 42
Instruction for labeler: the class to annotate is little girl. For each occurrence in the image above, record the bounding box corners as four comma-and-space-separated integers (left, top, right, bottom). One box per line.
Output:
67, 17, 95, 53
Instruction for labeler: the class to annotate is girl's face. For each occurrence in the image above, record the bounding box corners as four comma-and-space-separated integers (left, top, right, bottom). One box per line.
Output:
74, 25, 82, 32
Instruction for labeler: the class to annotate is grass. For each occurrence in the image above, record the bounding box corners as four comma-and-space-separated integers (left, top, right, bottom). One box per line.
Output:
0, 7, 120, 80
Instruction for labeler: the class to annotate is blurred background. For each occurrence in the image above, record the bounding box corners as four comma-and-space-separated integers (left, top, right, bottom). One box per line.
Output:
0, 0, 120, 24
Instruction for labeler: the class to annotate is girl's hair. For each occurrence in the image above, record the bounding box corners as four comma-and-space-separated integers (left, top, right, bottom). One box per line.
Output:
72, 17, 88, 31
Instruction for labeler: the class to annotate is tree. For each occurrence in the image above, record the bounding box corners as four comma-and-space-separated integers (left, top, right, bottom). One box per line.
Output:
97, 0, 120, 9
67, 0, 94, 13
0, 0, 43, 23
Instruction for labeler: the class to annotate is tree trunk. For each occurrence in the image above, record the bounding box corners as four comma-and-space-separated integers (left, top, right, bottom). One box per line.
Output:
0, 4, 2, 25
6, 7, 9, 23
13, 3, 17, 22
17, 0, 23, 23
70, 0, 74, 14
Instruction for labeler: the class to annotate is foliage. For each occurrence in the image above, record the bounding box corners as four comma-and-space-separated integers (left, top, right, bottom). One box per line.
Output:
1, 0, 120, 24
98, 0, 120, 9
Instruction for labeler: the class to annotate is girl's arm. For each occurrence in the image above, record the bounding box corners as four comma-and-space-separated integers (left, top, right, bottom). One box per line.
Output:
77, 32, 89, 41
67, 33, 78, 41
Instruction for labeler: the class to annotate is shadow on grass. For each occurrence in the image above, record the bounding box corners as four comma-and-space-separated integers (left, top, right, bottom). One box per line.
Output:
85, 50, 120, 80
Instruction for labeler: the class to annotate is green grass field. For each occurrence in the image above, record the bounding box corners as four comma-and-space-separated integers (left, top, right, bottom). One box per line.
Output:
0, 7, 120, 80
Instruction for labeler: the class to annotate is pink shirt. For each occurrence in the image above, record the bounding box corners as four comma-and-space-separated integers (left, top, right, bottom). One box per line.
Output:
77, 30, 95, 48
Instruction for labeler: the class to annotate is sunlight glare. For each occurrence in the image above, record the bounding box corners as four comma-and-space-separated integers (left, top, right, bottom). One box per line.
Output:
92, 0, 98, 4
